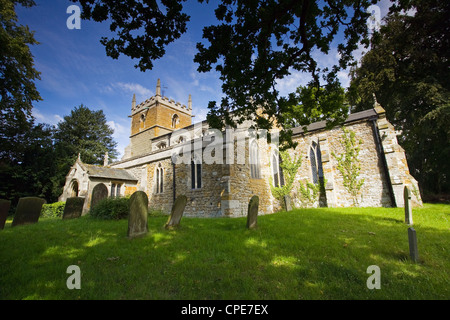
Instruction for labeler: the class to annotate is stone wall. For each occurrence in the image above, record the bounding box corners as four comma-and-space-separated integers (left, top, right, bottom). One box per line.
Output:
111, 107, 422, 217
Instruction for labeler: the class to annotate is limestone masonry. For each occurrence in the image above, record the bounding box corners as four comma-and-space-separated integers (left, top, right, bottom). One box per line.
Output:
59, 79, 422, 216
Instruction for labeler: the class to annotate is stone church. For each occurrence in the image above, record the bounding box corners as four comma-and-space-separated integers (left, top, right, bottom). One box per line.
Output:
59, 79, 422, 216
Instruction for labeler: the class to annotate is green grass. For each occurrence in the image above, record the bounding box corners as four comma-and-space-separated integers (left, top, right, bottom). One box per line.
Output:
0, 204, 449, 300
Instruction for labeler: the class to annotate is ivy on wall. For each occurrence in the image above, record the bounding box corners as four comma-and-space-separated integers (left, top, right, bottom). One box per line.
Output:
269, 150, 301, 210
331, 127, 365, 206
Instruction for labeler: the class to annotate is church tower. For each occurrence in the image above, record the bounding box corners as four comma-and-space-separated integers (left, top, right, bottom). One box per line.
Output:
127, 79, 193, 158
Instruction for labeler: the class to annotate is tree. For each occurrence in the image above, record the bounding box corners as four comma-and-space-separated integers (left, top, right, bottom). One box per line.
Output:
70, 0, 388, 147
0, 120, 56, 205
52, 105, 118, 198
0, 0, 41, 121
70, 0, 189, 71
54, 105, 118, 165
348, 0, 450, 197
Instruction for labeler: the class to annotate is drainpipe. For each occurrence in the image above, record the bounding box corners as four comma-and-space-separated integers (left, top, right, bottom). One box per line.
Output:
370, 117, 397, 207
172, 161, 176, 203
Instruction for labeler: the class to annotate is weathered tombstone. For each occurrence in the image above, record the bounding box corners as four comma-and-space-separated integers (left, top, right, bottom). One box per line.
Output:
127, 191, 149, 238
404, 186, 413, 225
91, 183, 108, 209
165, 195, 187, 229
408, 227, 419, 263
0, 199, 11, 230
246, 195, 259, 230
11, 197, 46, 227
284, 195, 292, 212
62, 197, 85, 220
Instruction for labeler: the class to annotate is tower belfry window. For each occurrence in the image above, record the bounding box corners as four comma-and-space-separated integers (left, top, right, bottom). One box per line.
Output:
140, 113, 146, 129
172, 114, 179, 129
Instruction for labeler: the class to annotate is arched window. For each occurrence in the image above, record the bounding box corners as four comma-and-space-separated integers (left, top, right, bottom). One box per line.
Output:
272, 151, 285, 188
310, 141, 324, 184
250, 140, 261, 179
156, 141, 167, 150
71, 180, 79, 197
111, 183, 122, 198
172, 114, 179, 129
191, 157, 202, 189
155, 164, 164, 194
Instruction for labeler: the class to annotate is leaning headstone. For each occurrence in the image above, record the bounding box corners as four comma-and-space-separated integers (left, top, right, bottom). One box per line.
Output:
284, 195, 292, 212
127, 191, 149, 238
12, 197, 46, 227
62, 197, 85, 220
0, 199, 11, 230
165, 195, 187, 229
404, 186, 413, 225
408, 227, 419, 263
246, 195, 259, 230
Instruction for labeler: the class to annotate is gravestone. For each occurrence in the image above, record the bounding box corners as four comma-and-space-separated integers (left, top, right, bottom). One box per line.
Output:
165, 195, 187, 229
62, 197, 85, 220
404, 186, 413, 225
284, 195, 292, 212
127, 191, 149, 238
246, 195, 259, 229
11, 197, 46, 227
91, 183, 108, 209
408, 227, 419, 263
0, 199, 11, 230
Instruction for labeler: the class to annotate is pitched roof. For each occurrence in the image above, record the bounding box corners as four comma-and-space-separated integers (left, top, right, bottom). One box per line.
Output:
79, 162, 138, 181
291, 108, 378, 136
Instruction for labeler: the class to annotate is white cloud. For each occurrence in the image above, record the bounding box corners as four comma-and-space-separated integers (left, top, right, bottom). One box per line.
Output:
112, 82, 153, 102
32, 108, 63, 125
275, 70, 311, 96
107, 120, 130, 159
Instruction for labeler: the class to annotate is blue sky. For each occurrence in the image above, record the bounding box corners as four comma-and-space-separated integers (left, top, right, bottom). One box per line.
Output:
17, 0, 392, 158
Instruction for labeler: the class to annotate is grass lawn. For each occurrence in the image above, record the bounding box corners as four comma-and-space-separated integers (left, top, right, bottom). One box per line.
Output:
0, 204, 448, 300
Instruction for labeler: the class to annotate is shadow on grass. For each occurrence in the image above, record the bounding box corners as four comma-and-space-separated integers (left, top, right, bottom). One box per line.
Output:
0, 205, 449, 299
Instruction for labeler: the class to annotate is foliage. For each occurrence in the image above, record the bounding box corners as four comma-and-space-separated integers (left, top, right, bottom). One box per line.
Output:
297, 179, 327, 208
195, 0, 375, 148
348, 0, 450, 196
281, 84, 350, 133
0, 120, 57, 204
54, 105, 118, 165
1, 104, 119, 205
69, 0, 409, 148
331, 127, 364, 206
41, 201, 65, 218
71, 0, 189, 71
0, 0, 41, 121
89, 196, 130, 220
269, 150, 301, 209
52, 105, 118, 199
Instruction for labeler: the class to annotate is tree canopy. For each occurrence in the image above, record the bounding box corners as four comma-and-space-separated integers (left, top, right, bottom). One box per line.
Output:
0, 0, 41, 121
348, 0, 450, 197
71, 0, 383, 146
